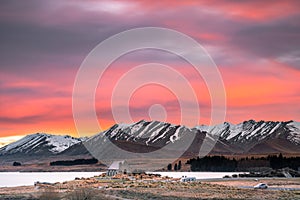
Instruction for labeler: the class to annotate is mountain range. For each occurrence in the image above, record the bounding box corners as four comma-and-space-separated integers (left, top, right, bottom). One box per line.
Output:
0, 120, 299, 164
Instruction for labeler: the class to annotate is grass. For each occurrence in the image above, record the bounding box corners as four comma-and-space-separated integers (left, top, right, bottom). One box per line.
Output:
38, 188, 60, 200
109, 190, 200, 200
2, 177, 300, 200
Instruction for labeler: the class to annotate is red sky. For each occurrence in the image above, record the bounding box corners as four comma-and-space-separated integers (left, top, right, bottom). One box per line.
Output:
0, 0, 300, 141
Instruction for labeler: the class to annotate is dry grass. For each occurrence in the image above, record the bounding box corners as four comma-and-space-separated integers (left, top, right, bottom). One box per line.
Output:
2, 177, 300, 200
38, 187, 60, 200
65, 188, 95, 200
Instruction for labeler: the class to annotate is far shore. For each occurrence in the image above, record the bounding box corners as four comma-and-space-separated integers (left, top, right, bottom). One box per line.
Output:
0, 163, 106, 172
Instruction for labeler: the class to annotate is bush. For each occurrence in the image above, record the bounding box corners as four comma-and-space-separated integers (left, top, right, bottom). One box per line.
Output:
13, 161, 21, 166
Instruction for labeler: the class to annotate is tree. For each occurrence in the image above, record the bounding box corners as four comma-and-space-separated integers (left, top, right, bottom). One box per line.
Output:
167, 163, 172, 171
174, 163, 178, 171
178, 161, 182, 170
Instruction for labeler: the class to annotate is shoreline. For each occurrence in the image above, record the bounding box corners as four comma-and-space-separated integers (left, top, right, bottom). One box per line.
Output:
2, 176, 300, 188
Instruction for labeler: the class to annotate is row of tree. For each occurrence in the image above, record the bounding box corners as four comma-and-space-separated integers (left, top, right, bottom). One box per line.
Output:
185, 154, 300, 172
187, 156, 237, 172
50, 158, 98, 166
167, 160, 182, 171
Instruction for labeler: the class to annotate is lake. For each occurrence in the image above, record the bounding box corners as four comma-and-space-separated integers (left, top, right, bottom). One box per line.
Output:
0, 172, 103, 187
149, 172, 238, 179
0, 171, 238, 187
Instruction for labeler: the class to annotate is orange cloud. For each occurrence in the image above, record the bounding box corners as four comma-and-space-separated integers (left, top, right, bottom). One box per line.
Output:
135, 0, 300, 21
1, 0, 299, 140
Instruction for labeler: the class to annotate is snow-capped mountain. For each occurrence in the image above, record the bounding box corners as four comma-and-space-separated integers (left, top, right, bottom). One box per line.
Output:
78, 119, 299, 160
196, 120, 300, 144
0, 120, 299, 164
0, 133, 83, 156
195, 120, 300, 154
99, 120, 194, 146
93, 119, 300, 147
80, 120, 205, 162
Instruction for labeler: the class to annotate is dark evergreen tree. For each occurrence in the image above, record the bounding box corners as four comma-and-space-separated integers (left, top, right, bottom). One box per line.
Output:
167, 163, 172, 171
174, 163, 178, 171
178, 160, 182, 170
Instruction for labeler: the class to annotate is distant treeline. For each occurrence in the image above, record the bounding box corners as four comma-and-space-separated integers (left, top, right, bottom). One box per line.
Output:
50, 158, 98, 166
186, 154, 300, 172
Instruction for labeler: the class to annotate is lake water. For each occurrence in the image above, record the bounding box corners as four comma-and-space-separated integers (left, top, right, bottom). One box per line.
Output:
149, 172, 238, 179
0, 172, 103, 187
0, 171, 238, 187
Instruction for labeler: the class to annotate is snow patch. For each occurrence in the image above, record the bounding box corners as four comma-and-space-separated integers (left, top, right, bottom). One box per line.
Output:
46, 135, 81, 153
2, 133, 82, 154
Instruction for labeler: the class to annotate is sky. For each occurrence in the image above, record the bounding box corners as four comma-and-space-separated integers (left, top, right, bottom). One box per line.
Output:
0, 0, 300, 143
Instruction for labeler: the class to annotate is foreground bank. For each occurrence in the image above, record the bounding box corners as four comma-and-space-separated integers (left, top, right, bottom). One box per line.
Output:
0, 172, 299, 200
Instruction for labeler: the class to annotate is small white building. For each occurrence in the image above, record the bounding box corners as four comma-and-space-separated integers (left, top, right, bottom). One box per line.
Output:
107, 160, 129, 176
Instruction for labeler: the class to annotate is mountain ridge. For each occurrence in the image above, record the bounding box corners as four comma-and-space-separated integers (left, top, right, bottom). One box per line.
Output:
0, 119, 299, 164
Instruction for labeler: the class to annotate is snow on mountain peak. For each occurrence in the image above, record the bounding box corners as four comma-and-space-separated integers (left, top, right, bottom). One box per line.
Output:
288, 121, 300, 130
4, 134, 40, 152
193, 120, 300, 145
2, 120, 300, 157
1, 133, 82, 155
286, 121, 300, 145
100, 120, 192, 145
45, 134, 82, 153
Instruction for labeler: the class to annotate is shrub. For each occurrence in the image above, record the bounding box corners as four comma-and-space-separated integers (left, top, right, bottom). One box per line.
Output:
232, 174, 238, 178
13, 161, 21, 166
